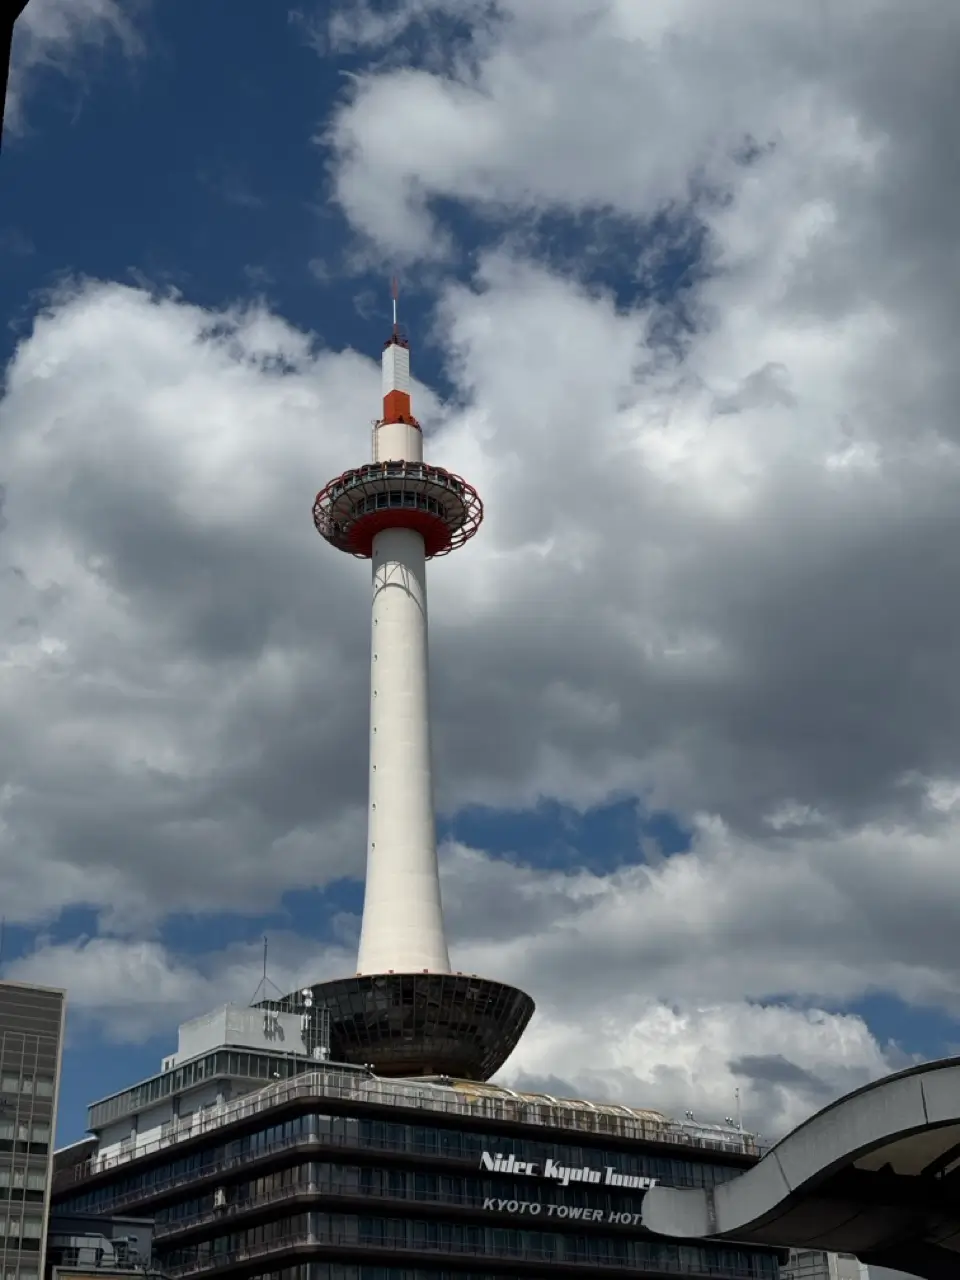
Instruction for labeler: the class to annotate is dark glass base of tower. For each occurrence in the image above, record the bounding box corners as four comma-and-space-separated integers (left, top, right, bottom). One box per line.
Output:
305, 973, 534, 1082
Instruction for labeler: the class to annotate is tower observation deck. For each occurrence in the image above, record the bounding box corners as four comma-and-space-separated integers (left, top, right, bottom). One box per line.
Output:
305, 293, 534, 1081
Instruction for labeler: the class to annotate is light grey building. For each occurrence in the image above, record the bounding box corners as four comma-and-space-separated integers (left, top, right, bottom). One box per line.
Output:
46, 1210, 161, 1280
0, 980, 66, 1280
781, 1253, 916, 1280
781, 1252, 869, 1279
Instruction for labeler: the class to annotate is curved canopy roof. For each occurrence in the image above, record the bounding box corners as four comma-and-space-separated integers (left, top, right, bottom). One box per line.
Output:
642, 1056, 960, 1279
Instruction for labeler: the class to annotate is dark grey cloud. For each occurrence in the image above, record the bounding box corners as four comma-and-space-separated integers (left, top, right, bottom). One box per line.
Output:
729, 1054, 836, 1099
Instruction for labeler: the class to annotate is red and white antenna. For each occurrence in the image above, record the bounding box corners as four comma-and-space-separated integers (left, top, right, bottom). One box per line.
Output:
381, 277, 414, 426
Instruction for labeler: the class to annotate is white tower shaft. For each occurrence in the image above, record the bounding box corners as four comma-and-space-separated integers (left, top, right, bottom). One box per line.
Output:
357, 525, 450, 974
356, 334, 449, 976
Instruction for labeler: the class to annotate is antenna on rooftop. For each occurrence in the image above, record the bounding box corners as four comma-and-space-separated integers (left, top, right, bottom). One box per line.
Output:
735, 1086, 747, 1152
249, 934, 286, 1008
391, 275, 400, 339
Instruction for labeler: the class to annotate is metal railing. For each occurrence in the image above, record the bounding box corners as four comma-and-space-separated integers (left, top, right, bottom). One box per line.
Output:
48, 1246, 155, 1274
164, 1230, 775, 1280
66, 1072, 756, 1186
156, 1183, 305, 1237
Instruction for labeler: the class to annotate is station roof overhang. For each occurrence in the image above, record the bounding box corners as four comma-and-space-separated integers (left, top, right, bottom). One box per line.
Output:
641, 1056, 960, 1279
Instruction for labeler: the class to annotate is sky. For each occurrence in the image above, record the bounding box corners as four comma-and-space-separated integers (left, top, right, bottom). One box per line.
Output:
2, 0, 960, 1152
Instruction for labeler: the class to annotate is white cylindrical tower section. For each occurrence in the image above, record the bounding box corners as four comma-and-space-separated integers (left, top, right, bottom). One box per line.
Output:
375, 420, 422, 463
357, 525, 450, 975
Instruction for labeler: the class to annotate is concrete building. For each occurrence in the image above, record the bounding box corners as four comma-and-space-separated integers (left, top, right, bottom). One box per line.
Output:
50, 1002, 787, 1279
0, 980, 66, 1280
782, 1250, 915, 1279
781, 1251, 869, 1279
46, 1210, 159, 1280
783, 1249, 916, 1280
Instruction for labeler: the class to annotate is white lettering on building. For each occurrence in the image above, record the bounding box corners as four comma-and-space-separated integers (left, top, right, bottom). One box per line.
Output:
479, 1151, 657, 1190
480, 1197, 642, 1225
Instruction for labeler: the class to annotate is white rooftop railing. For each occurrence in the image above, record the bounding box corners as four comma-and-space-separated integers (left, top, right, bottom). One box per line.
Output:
64, 1070, 756, 1185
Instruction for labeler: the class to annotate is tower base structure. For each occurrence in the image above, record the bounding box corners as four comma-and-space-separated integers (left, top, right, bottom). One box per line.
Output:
294, 973, 534, 1081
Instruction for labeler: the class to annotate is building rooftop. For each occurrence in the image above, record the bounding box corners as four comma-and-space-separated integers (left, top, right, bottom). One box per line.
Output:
65, 1062, 756, 1188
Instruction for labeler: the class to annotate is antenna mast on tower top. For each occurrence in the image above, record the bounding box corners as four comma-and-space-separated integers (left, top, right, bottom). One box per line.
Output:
391, 276, 399, 338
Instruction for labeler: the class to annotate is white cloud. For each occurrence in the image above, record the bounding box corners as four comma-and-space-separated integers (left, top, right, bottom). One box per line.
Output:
1, 227, 956, 1125
310, 0, 960, 1118
440, 823, 960, 1020
323, 0, 884, 261
6, 933, 354, 1043
3, 0, 960, 1137
6, 0, 144, 139
507, 998, 895, 1141
6, 919, 898, 1138
0, 283, 376, 929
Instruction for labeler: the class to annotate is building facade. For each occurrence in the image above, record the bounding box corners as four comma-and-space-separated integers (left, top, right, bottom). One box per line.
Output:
49, 1007, 786, 1280
0, 980, 66, 1280
46, 1209, 158, 1280
781, 1255, 914, 1280
781, 1252, 869, 1280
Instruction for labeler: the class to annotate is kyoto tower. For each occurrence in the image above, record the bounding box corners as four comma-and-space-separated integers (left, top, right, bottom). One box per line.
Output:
306, 287, 534, 1080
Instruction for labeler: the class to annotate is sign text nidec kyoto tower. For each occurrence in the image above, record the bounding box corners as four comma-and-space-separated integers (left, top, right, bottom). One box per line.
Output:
309, 289, 534, 1081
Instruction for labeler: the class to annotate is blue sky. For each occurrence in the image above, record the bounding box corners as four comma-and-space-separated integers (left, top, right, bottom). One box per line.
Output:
3, 0, 960, 1148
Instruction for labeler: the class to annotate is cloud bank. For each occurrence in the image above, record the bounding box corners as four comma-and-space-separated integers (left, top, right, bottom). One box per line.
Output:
4, 0, 960, 1135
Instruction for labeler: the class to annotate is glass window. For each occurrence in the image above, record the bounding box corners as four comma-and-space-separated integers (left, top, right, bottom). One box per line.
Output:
0, 1076, 18, 1093
19, 1079, 33, 1096
29, 1124, 50, 1144
33, 1079, 53, 1098
25, 1172, 45, 1192
0, 1121, 11, 1140
21, 1218, 42, 1239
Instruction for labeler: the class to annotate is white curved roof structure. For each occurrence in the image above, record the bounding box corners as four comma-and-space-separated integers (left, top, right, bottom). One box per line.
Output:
642, 1057, 960, 1279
